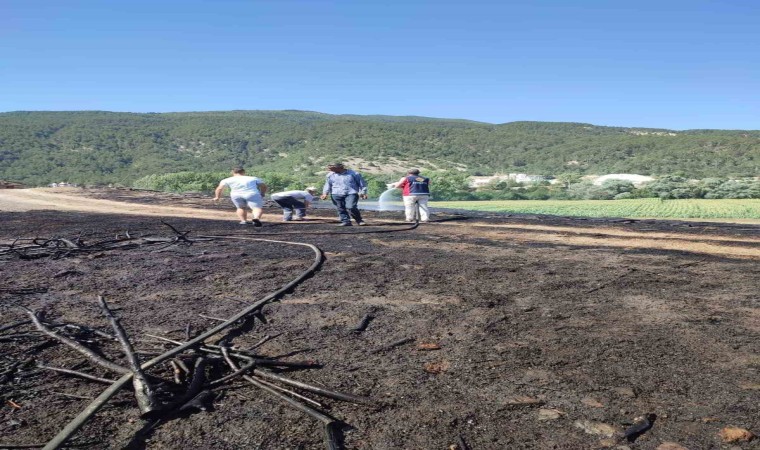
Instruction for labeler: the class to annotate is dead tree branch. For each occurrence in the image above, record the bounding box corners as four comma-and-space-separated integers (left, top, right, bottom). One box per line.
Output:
37, 364, 117, 385
21, 306, 128, 375
97, 295, 160, 417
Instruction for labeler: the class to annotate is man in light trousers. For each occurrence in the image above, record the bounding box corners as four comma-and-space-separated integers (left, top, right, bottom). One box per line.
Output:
393, 169, 431, 222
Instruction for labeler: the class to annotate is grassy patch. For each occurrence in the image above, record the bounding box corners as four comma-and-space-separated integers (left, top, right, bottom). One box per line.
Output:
431, 198, 760, 220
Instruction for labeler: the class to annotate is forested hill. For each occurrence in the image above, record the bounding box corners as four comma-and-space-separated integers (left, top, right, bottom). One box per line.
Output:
1, 110, 758, 185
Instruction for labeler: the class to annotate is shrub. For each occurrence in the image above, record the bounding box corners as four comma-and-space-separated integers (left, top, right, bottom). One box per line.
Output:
133, 172, 227, 193
427, 171, 473, 200
600, 179, 635, 196
566, 181, 614, 200
523, 186, 552, 200
642, 175, 699, 199
363, 174, 394, 198
704, 179, 760, 199
133, 171, 321, 195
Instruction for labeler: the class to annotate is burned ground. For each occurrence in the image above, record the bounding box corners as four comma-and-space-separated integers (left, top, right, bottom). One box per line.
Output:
1, 190, 758, 449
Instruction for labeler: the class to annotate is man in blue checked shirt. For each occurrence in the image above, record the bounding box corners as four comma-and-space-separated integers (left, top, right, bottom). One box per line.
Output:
320, 162, 368, 226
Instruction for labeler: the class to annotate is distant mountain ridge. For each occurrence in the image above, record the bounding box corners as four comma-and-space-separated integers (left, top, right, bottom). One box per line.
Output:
0, 110, 758, 185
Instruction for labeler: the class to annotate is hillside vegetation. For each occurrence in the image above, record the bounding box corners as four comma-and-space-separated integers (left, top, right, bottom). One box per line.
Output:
1, 110, 759, 186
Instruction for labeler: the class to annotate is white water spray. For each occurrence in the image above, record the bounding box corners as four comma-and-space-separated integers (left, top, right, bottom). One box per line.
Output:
377, 187, 403, 211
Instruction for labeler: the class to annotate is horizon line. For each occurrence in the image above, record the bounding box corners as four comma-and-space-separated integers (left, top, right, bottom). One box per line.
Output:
1, 109, 758, 133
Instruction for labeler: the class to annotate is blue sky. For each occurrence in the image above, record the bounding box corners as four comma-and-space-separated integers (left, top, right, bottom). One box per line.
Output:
1, 0, 758, 129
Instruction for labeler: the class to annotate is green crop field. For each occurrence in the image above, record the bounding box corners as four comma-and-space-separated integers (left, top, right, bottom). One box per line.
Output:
430, 198, 760, 220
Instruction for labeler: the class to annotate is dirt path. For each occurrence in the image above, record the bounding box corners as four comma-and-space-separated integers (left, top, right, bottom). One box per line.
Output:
3, 188, 758, 259
0, 188, 229, 220
445, 222, 760, 259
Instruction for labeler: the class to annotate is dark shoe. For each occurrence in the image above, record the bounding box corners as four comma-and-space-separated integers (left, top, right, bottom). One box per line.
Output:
252, 219, 263, 227
338, 222, 352, 227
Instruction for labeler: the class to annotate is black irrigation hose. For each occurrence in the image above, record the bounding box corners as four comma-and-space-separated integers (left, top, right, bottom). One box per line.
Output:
228, 202, 469, 236
199, 220, 420, 237
42, 236, 324, 450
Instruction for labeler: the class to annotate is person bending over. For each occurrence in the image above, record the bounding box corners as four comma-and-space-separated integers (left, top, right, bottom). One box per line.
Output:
271, 187, 317, 221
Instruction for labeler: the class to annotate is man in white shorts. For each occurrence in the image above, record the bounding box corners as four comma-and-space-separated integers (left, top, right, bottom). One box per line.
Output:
213, 167, 268, 226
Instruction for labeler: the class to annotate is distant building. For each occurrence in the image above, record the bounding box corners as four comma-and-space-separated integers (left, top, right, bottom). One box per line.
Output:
469, 173, 547, 188
512, 173, 546, 184
592, 174, 654, 187
470, 175, 511, 188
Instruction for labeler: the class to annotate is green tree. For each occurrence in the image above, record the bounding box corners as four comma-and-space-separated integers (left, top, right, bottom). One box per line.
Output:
522, 185, 552, 200
554, 173, 583, 188
600, 179, 635, 197
362, 174, 393, 198
263, 172, 302, 192
567, 181, 614, 200
133, 172, 227, 193
704, 179, 760, 199
641, 175, 700, 199
428, 171, 473, 200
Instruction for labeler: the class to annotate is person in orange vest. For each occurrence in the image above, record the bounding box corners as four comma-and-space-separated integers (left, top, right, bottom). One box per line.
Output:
393, 169, 431, 222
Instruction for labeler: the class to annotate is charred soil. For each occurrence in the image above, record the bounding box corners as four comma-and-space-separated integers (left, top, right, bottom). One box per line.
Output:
1, 189, 759, 449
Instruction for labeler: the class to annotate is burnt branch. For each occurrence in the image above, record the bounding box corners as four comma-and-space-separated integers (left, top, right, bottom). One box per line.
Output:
97, 295, 160, 417
20, 306, 128, 375
37, 364, 118, 385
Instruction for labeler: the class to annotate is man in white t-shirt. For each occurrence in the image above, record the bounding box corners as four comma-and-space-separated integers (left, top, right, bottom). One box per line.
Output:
213, 167, 268, 226
271, 187, 317, 221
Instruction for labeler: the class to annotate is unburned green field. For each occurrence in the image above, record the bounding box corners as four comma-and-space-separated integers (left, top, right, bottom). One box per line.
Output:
431, 198, 760, 220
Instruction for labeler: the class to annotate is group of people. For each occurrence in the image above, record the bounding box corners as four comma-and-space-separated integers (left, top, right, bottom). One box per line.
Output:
213, 163, 431, 226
